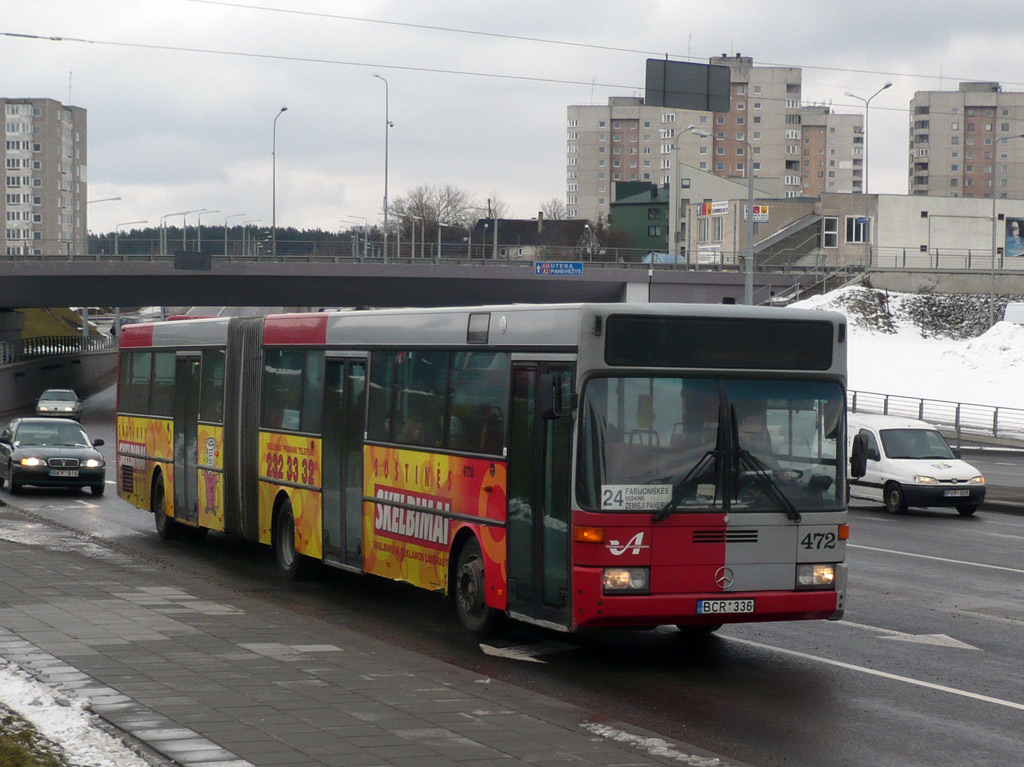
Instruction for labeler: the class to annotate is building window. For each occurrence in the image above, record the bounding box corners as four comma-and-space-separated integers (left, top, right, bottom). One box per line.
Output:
819, 215, 835, 245
844, 216, 870, 244
648, 225, 662, 237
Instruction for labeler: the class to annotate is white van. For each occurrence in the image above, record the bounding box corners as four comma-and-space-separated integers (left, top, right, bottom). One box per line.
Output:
1004, 302, 1024, 325
847, 413, 986, 516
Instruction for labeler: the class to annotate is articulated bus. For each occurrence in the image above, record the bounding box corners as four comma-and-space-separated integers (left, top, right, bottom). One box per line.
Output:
116, 303, 851, 634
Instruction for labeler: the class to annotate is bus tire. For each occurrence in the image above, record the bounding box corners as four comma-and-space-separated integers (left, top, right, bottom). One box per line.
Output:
883, 482, 907, 514
152, 475, 180, 540
453, 538, 501, 636
273, 497, 305, 580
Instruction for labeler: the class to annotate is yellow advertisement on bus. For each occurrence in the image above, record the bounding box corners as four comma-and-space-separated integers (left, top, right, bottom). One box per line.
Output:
258, 431, 323, 557
116, 415, 173, 511
197, 423, 225, 531
363, 445, 508, 593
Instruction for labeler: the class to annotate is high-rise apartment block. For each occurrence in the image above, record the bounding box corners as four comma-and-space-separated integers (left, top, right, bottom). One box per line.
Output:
3, 98, 88, 256
908, 82, 1024, 199
566, 55, 863, 224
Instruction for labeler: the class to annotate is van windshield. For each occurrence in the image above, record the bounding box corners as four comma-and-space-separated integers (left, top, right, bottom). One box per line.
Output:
879, 428, 955, 460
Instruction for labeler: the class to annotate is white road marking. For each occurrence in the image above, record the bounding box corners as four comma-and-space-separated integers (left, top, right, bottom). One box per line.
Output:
836, 621, 979, 650
724, 636, 1024, 711
848, 543, 1024, 574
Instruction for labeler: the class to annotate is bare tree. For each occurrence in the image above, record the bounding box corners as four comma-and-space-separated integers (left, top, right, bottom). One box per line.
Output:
539, 197, 568, 220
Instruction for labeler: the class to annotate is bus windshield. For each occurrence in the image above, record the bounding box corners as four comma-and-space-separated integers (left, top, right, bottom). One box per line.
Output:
577, 376, 845, 514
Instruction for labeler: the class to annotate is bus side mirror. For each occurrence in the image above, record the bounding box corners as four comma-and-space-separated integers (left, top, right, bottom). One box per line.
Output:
538, 372, 569, 420
850, 433, 868, 479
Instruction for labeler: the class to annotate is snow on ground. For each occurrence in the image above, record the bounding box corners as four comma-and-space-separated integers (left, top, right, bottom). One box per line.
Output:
793, 288, 1024, 411
0, 662, 152, 766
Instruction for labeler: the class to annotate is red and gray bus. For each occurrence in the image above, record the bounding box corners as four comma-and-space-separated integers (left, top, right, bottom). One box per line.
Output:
116, 303, 850, 634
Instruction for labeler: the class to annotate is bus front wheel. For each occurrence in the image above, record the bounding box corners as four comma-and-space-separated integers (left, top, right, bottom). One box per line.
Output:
454, 538, 500, 636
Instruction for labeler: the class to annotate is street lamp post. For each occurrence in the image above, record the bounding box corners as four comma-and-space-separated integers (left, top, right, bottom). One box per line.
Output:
412, 216, 425, 259
991, 133, 1024, 326
160, 211, 187, 256
272, 106, 288, 259
243, 219, 261, 257
348, 216, 369, 260
196, 210, 219, 253
670, 124, 709, 263
846, 82, 892, 267
182, 209, 206, 252
114, 220, 147, 257
224, 213, 245, 258
373, 74, 392, 262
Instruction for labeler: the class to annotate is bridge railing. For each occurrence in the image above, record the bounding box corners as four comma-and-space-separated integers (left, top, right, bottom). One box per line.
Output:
0, 335, 117, 365
849, 390, 1024, 448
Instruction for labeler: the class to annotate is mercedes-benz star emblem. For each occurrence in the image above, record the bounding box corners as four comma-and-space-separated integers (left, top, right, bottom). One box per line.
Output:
714, 567, 734, 589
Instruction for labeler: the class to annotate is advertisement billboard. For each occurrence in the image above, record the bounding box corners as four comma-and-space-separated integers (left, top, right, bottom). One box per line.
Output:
1006, 218, 1024, 258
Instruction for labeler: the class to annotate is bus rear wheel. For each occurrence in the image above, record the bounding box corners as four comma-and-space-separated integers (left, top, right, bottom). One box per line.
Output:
152, 476, 180, 540
454, 538, 501, 636
274, 498, 305, 580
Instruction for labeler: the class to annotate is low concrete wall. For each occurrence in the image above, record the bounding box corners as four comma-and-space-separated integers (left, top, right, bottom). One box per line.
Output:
0, 350, 117, 414
865, 270, 1024, 295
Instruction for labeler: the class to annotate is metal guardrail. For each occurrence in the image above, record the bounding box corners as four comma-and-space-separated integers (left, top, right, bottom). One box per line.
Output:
849, 390, 1024, 448
0, 335, 117, 365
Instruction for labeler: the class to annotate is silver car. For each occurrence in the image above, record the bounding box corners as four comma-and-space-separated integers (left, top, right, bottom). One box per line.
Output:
35, 389, 82, 420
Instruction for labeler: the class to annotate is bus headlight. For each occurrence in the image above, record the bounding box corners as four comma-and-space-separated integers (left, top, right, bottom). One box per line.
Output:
796, 564, 835, 589
602, 567, 650, 594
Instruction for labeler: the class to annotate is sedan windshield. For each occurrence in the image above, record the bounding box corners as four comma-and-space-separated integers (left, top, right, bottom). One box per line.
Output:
17, 424, 90, 446
41, 390, 77, 402
576, 376, 845, 514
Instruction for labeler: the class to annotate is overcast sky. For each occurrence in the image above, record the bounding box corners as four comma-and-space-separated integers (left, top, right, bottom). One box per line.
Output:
6, 1, 1024, 236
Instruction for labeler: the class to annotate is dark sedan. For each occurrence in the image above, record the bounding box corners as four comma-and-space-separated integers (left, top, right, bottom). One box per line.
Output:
0, 418, 106, 495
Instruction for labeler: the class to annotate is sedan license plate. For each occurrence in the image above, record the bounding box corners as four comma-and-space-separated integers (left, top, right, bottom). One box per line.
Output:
697, 599, 754, 615
943, 489, 970, 497
50, 469, 79, 478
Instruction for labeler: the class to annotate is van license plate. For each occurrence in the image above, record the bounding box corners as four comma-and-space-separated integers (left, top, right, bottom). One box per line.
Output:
50, 469, 78, 477
697, 599, 754, 615
943, 489, 970, 497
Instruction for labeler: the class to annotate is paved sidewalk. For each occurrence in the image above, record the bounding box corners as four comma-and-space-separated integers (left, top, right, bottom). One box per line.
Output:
0, 503, 736, 767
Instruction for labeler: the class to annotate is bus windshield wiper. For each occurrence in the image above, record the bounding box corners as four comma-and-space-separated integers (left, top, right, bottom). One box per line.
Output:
737, 449, 801, 522
651, 449, 719, 522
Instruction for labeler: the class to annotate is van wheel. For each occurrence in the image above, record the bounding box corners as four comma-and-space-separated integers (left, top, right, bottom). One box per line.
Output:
453, 538, 501, 636
956, 503, 979, 516
883, 482, 907, 514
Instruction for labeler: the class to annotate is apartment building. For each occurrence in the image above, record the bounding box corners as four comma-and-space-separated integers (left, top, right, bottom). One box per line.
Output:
909, 82, 1024, 199
3, 98, 88, 256
566, 55, 862, 224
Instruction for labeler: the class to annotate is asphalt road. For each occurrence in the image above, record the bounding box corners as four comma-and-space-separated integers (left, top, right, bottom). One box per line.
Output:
3, 387, 1023, 767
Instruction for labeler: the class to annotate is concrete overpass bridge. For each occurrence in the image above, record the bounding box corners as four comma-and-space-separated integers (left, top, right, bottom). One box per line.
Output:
0, 252, 823, 309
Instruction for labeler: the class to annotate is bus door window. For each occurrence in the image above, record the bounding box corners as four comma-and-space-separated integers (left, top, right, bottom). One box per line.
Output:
507, 364, 572, 623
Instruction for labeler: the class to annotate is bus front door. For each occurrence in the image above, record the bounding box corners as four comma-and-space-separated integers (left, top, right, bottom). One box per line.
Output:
172, 354, 201, 526
505, 363, 573, 629
322, 358, 367, 569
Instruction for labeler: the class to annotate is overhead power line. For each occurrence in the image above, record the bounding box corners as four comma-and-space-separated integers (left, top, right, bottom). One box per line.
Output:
185, 0, 1024, 90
